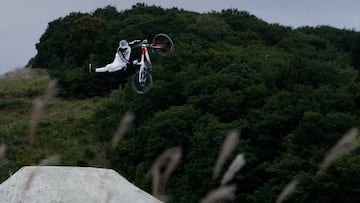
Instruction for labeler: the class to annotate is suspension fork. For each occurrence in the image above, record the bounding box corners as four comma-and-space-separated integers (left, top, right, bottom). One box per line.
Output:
144, 46, 151, 67
139, 46, 150, 83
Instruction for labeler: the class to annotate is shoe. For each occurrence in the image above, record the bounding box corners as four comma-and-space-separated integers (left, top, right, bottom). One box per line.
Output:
89, 64, 92, 73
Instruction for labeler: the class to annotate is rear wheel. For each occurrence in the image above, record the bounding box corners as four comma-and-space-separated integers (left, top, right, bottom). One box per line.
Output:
152, 33, 174, 57
131, 70, 153, 94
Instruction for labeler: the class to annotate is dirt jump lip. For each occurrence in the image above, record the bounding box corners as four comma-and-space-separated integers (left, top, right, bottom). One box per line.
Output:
0, 166, 162, 203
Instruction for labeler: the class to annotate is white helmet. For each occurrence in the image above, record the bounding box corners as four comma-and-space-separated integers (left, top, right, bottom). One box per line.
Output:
119, 40, 129, 51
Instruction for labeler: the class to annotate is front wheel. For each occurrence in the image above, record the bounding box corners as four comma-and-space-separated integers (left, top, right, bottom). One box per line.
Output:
131, 71, 153, 94
152, 33, 174, 57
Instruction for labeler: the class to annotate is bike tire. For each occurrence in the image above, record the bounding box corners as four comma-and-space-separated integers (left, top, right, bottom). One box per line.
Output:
152, 33, 174, 57
131, 71, 153, 94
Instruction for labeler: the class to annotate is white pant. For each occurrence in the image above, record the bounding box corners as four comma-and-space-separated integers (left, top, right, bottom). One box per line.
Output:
96, 48, 130, 72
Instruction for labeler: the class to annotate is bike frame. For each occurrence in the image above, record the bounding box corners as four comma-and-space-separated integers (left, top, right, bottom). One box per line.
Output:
130, 34, 173, 94
138, 43, 151, 83
136, 41, 165, 84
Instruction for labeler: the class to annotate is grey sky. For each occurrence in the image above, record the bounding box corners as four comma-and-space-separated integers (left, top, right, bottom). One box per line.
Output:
1, 0, 359, 75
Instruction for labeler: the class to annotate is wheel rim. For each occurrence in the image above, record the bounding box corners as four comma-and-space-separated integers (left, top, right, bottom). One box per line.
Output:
131, 71, 153, 94
153, 34, 174, 56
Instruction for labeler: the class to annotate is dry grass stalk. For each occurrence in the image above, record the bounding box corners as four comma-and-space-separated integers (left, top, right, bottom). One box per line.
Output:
213, 130, 240, 179
149, 146, 182, 199
275, 179, 299, 203
200, 184, 237, 203
24, 155, 61, 191
38, 155, 61, 166
111, 111, 135, 149
28, 80, 57, 164
316, 128, 359, 177
28, 80, 57, 143
0, 144, 6, 159
220, 154, 245, 186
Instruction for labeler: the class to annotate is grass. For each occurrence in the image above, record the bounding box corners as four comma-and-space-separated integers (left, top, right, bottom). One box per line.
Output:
0, 68, 50, 98
0, 68, 110, 181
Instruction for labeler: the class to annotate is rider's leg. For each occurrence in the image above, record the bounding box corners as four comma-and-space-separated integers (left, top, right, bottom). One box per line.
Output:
107, 58, 128, 72
108, 63, 126, 72
94, 57, 126, 73
95, 62, 121, 73
95, 65, 110, 73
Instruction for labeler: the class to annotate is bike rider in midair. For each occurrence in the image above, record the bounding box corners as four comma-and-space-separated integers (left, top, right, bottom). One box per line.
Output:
89, 39, 140, 73
88, 33, 173, 94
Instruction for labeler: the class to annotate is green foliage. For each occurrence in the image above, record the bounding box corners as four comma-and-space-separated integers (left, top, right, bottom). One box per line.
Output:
6, 3, 360, 203
351, 33, 360, 69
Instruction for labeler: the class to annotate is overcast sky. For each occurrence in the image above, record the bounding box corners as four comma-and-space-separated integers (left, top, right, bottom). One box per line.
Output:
1, 0, 359, 75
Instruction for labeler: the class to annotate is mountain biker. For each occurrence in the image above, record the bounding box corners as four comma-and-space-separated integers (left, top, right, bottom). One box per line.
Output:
89, 39, 140, 73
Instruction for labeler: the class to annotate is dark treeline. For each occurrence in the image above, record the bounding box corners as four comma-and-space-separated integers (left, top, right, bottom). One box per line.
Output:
26, 3, 360, 202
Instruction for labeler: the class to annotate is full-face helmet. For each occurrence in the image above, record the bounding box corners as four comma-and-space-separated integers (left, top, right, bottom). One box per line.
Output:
119, 40, 129, 51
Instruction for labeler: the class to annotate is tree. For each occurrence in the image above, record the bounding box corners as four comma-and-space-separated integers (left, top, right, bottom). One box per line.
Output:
351, 33, 360, 69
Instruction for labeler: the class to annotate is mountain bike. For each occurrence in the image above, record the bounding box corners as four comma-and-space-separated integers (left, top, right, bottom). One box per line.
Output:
130, 33, 174, 94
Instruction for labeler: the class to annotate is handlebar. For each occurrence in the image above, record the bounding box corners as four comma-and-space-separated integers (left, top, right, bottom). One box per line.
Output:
129, 39, 149, 48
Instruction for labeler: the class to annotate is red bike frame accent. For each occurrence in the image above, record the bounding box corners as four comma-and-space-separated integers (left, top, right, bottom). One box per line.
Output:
141, 47, 147, 55
149, 44, 165, 49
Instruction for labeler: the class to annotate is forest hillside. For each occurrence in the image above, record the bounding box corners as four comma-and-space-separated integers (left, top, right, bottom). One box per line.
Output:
2, 3, 360, 202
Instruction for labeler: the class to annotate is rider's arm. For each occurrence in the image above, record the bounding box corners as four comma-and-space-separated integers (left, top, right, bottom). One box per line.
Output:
116, 46, 123, 55
117, 47, 132, 65
128, 40, 142, 47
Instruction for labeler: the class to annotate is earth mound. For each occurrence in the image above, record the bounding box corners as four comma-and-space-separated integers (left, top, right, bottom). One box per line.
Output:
0, 166, 161, 203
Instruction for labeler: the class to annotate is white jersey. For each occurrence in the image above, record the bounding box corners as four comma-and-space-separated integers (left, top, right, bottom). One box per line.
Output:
117, 46, 131, 63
